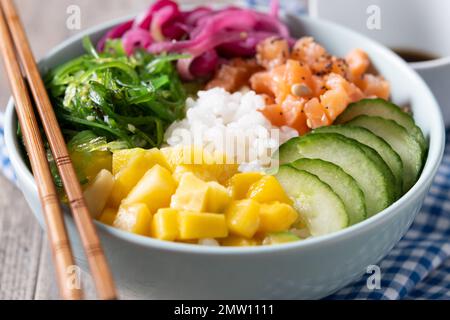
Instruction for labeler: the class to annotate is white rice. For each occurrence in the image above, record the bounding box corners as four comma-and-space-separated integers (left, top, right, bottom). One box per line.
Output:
165, 88, 298, 171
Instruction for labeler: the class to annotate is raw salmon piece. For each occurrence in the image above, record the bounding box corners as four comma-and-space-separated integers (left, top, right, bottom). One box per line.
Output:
359, 74, 390, 100
261, 94, 275, 106
320, 87, 350, 121
250, 71, 276, 97
304, 97, 331, 129
291, 37, 332, 75
250, 64, 287, 99
330, 56, 350, 79
346, 82, 365, 102
320, 73, 364, 120
346, 48, 370, 81
276, 59, 314, 103
256, 36, 289, 70
206, 58, 262, 92
311, 75, 327, 97
281, 95, 310, 135
261, 103, 285, 127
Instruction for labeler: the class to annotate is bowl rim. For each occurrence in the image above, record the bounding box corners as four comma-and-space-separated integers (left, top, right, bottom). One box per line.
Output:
4, 13, 446, 256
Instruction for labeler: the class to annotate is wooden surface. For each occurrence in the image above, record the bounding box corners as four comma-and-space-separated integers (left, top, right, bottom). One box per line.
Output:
0, 0, 83, 300
0, 0, 234, 300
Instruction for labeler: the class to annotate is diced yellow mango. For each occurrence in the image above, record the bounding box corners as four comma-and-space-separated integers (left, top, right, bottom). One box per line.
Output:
214, 163, 239, 184
227, 172, 264, 200
172, 165, 217, 183
112, 148, 145, 175
206, 181, 232, 213
262, 232, 300, 245
171, 172, 209, 212
144, 148, 171, 171
178, 211, 228, 240
172, 163, 239, 185
109, 149, 172, 207
109, 153, 152, 207
83, 169, 114, 219
225, 199, 260, 238
123, 165, 176, 213
113, 148, 171, 175
161, 146, 219, 169
221, 235, 260, 247
247, 175, 292, 204
98, 208, 117, 226
151, 208, 179, 241
113, 203, 152, 236
258, 202, 299, 233
162, 146, 238, 184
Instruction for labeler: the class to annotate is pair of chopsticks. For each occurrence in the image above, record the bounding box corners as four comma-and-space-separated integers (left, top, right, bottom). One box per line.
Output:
0, 0, 117, 300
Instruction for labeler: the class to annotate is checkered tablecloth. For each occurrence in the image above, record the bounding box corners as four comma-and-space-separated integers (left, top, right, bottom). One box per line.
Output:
0, 0, 449, 300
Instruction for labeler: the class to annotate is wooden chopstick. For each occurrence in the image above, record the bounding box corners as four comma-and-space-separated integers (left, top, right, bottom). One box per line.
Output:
0, 4, 83, 300
0, 0, 117, 300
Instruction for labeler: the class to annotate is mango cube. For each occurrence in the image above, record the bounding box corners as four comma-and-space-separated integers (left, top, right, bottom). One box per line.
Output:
142, 148, 171, 171
112, 148, 145, 175
206, 181, 232, 213
113, 203, 152, 236
258, 202, 299, 233
178, 211, 228, 240
162, 146, 238, 184
225, 199, 260, 238
123, 165, 176, 213
83, 169, 114, 219
113, 148, 171, 175
227, 172, 264, 200
247, 175, 292, 204
109, 152, 152, 207
171, 172, 209, 212
172, 164, 216, 183
221, 235, 260, 247
161, 146, 219, 169
98, 208, 117, 226
109, 149, 172, 207
152, 208, 179, 241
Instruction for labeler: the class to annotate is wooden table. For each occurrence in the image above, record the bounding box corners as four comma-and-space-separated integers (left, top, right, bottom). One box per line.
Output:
0, 0, 235, 300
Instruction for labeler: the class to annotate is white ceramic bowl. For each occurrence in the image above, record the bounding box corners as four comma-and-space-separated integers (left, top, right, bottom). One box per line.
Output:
4, 14, 445, 299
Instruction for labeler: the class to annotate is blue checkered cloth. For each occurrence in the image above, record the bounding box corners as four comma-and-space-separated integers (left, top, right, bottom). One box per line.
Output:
1, 0, 449, 300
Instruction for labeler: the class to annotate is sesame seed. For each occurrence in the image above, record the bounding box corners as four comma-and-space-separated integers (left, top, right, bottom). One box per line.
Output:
291, 83, 312, 97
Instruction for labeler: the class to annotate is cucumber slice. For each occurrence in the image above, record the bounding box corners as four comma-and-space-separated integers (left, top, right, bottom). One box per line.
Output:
291, 158, 366, 225
279, 133, 393, 216
357, 143, 399, 200
315, 125, 404, 197
335, 98, 427, 151
347, 115, 423, 192
275, 165, 348, 236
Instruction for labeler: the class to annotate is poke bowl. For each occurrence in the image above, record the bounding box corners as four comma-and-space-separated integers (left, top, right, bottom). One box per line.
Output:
4, 1, 445, 299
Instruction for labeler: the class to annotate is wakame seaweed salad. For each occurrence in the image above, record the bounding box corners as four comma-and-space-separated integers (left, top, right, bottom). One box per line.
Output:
45, 37, 188, 149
